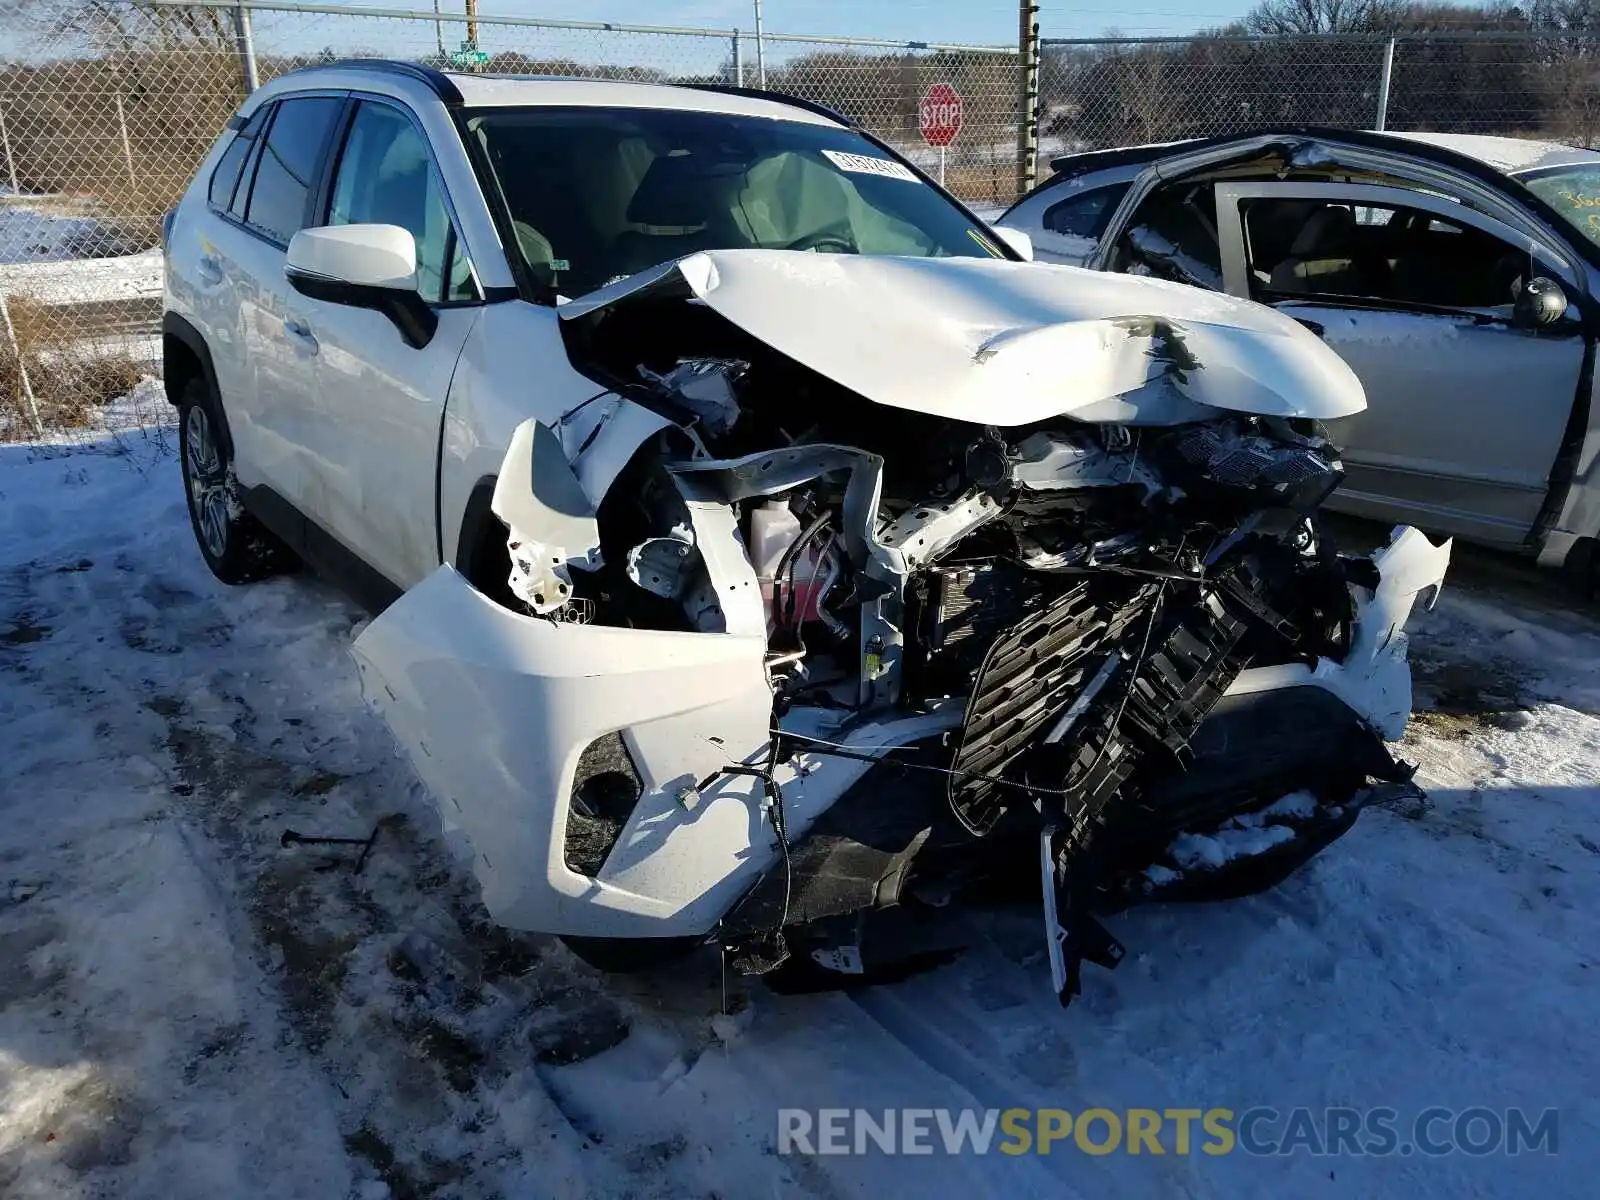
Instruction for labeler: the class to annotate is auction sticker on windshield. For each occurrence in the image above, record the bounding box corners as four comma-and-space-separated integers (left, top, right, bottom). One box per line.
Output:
822, 149, 919, 182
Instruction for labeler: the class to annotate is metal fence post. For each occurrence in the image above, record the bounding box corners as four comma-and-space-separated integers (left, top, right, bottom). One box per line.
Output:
753, 0, 767, 88
1375, 37, 1396, 131
114, 93, 137, 190
234, 4, 259, 94
0, 294, 44, 439
733, 30, 744, 87
1018, 0, 1041, 198
0, 105, 18, 195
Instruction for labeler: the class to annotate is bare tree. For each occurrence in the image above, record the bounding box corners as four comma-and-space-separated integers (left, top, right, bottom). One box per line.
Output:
1545, 49, 1600, 144
0, 0, 233, 50
1242, 0, 1413, 35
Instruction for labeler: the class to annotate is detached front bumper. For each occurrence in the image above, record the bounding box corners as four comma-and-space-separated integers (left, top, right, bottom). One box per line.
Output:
350, 568, 960, 938
350, 526, 1449, 942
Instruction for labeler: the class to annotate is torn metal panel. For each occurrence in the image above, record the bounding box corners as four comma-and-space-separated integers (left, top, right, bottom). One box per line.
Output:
1222, 524, 1452, 740
665, 471, 768, 638
637, 358, 747, 434
557, 393, 675, 509
490, 419, 600, 615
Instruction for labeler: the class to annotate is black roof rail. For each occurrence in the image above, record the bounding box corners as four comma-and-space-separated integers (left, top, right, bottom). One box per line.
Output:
285, 58, 464, 106
680, 83, 854, 128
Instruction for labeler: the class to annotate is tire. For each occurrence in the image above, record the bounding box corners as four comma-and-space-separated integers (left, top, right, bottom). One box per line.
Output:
177, 376, 297, 585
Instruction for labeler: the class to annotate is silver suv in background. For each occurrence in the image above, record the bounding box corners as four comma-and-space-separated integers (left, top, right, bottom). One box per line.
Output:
1000, 129, 1600, 583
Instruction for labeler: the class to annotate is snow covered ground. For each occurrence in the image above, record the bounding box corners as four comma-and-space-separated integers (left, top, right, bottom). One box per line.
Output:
0, 196, 146, 268
2, 428, 1598, 1198
0, 250, 161, 306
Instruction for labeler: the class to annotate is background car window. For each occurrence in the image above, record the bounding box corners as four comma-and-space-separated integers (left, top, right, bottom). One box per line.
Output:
1518, 164, 1600, 251
1043, 182, 1129, 239
328, 102, 475, 304
208, 106, 269, 211
1109, 182, 1222, 290
244, 96, 341, 245
1243, 197, 1530, 309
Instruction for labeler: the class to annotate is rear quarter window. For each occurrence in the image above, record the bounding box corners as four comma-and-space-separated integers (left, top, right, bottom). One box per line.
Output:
207, 107, 269, 211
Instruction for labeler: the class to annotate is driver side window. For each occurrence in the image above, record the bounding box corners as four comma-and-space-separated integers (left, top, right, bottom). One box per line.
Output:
327, 101, 476, 304
1242, 197, 1530, 310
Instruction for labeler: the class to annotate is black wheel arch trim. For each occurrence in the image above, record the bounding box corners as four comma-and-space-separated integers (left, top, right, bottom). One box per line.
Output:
452, 475, 501, 580
162, 312, 236, 462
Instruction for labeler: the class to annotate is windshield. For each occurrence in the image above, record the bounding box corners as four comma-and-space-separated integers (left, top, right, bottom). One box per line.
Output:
463, 106, 1004, 298
1518, 164, 1600, 250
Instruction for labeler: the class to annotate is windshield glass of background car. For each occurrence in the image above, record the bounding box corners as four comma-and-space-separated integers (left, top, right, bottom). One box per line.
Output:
464, 106, 1003, 298
1519, 165, 1600, 250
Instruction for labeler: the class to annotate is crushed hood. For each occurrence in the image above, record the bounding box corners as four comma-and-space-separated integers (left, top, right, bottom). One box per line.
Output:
559, 250, 1366, 427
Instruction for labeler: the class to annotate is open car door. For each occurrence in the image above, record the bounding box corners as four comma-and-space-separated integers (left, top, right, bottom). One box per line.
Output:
1212, 180, 1590, 547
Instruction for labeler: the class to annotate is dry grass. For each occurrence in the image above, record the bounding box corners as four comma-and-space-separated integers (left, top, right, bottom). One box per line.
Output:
2, 294, 149, 440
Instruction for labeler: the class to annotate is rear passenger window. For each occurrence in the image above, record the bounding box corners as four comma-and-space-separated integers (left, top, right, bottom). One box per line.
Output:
1113, 182, 1223, 291
243, 96, 342, 245
208, 107, 268, 211
1043, 182, 1129, 240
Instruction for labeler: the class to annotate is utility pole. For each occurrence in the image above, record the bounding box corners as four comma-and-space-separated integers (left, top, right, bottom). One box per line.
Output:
233, 4, 259, 95
433, 0, 445, 59
1375, 37, 1397, 131
753, 0, 767, 89
1017, 0, 1040, 198
465, 0, 479, 49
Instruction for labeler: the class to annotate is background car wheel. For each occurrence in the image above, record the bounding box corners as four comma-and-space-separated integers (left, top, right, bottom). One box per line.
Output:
558, 934, 701, 973
177, 377, 297, 585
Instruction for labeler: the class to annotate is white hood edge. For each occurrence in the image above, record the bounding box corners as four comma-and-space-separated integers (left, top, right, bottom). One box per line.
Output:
559, 249, 1366, 427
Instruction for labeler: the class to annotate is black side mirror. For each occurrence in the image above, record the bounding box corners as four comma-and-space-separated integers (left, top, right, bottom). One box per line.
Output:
1514, 276, 1568, 329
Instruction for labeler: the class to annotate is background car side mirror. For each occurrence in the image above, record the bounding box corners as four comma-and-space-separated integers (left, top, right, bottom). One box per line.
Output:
991, 225, 1034, 262
285, 224, 437, 349
1513, 276, 1568, 330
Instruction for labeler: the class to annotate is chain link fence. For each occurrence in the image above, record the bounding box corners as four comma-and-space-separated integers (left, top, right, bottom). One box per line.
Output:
0, 0, 1023, 439
1038, 32, 1600, 159
10, 1, 1600, 443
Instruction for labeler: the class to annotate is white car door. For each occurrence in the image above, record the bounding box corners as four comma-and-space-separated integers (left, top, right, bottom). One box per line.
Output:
1212, 181, 1589, 547
197, 96, 347, 508
290, 97, 483, 591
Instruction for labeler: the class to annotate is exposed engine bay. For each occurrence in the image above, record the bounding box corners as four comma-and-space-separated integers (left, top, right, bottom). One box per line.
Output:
351, 250, 1450, 1005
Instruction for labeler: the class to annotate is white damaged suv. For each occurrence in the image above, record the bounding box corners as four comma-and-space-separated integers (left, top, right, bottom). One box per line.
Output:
163, 62, 1450, 1002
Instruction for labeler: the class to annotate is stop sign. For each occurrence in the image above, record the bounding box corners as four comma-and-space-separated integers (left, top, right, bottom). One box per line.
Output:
919, 83, 963, 149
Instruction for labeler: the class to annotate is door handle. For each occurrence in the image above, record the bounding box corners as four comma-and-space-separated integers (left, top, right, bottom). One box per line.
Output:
284, 317, 319, 354
196, 254, 223, 285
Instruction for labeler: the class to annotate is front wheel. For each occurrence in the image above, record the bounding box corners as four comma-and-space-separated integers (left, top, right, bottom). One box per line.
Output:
177, 378, 296, 584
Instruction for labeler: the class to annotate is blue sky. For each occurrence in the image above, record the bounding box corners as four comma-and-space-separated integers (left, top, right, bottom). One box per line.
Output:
2, 1, 1254, 63
413, 0, 1250, 44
